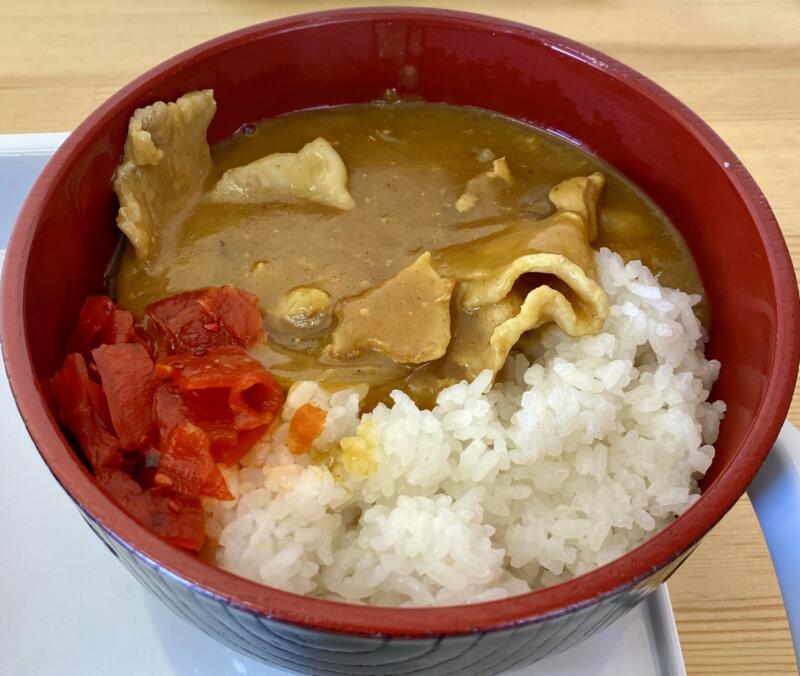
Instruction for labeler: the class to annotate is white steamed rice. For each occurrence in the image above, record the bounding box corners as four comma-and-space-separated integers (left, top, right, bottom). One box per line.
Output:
204, 248, 725, 606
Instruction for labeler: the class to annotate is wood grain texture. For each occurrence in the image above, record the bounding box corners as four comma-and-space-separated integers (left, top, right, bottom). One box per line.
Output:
1, 1, 797, 672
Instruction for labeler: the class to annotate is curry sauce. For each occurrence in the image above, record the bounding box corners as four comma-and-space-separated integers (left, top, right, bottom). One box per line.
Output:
114, 102, 706, 403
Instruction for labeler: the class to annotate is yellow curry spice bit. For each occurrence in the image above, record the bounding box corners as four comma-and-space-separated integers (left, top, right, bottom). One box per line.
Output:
312, 420, 378, 479
338, 420, 378, 477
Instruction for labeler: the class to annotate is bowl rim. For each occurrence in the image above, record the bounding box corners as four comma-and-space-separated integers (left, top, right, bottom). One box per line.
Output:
2, 6, 799, 638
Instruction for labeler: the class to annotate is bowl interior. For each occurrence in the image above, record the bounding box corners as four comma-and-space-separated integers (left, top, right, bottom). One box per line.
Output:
5, 8, 798, 635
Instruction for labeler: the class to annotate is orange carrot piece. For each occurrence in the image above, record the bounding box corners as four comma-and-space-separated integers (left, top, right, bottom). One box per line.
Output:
288, 403, 327, 456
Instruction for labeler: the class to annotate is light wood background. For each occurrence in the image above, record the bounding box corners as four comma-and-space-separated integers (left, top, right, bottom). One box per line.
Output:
1, 1, 798, 673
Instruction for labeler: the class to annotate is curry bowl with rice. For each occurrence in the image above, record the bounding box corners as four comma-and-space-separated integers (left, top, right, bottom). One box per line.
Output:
3, 8, 797, 674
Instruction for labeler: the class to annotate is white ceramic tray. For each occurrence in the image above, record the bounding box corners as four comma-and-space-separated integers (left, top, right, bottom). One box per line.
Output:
0, 133, 686, 676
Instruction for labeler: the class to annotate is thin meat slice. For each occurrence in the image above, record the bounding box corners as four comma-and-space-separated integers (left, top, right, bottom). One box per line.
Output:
548, 172, 605, 242
113, 90, 216, 262
332, 252, 455, 364
209, 137, 355, 210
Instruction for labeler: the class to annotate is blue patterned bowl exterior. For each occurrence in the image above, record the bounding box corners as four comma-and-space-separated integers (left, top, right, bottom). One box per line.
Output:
86, 512, 686, 674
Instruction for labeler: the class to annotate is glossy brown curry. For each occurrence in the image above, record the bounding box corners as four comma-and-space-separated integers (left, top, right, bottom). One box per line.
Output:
114, 102, 704, 406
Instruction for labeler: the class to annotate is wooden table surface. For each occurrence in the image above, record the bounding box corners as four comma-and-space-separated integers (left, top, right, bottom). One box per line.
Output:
2, 1, 798, 673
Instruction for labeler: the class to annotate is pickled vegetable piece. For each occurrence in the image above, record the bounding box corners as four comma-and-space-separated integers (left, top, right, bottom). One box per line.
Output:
211, 425, 267, 465
201, 285, 264, 347
51, 353, 121, 472
68, 296, 113, 352
155, 383, 238, 449
92, 343, 157, 450
98, 470, 205, 551
68, 295, 138, 354
155, 422, 232, 500
154, 383, 267, 465
145, 286, 262, 356
288, 403, 327, 455
104, 309, 137, 346
161, 347, 284, 430
52, 286, 280, 554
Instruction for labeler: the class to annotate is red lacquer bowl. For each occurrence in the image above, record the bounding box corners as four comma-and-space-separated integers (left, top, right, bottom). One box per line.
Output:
2, 8, 798, 674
